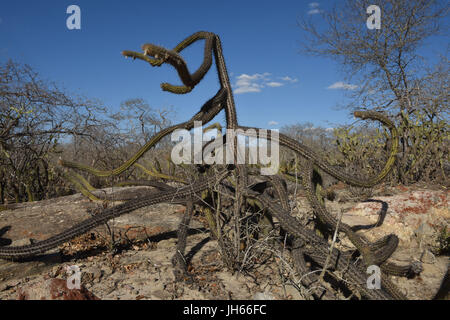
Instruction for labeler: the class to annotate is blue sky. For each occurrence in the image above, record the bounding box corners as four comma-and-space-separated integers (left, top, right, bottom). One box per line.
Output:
0, 1, 446, 130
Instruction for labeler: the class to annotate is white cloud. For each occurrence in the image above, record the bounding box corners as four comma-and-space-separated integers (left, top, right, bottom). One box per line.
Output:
327, 81, 358, 90
266, 81, 283, 87
233, 73, 270, 94
308, 2, 322, 15
234, 85, 262, 94
234, 73, 267, 94
280, 76, 299, 83
233, 72, 297, 94
268, 121, 279, 126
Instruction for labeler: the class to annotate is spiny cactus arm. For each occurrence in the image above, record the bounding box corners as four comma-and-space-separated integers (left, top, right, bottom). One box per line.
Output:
169, 31, 214, 57
138, 44, 196, 94
203, 122, 223, 134
58, 125, 175, 177
59, 87, 227, 178
299, 158, 419, 278
63, 171, 102, 201
299, 161, 398, 266
114, 180, 174, 191
121, 50, 159, 67
238, 110, 399, 188
123, 31, 215, 94
201, 205, 219, 239
167, 155, 176, 177
133, 163, 187, 184
66, 171, 175, 202
153, 158, 162, 174
0, 169, 231, 260
25, 184, 34, 202
71, 171, 96, 192
352, 111, 399, 186
63, 171, 145, 203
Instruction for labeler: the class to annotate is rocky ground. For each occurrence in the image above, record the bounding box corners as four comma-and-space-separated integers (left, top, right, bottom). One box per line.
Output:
0, 183, 448, 300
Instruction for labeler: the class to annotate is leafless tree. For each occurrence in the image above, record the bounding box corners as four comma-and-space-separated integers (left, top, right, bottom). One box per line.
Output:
0, 60, 176, 203
281, 122, 335, 153
66, 98, 174, 187
0, 60, 107, 202
298, 0, 449, 183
